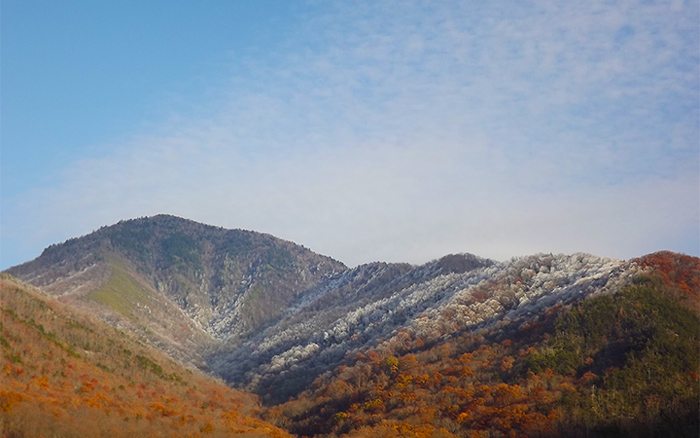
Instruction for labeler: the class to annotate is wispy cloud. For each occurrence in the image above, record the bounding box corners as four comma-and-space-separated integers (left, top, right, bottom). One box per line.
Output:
2, 0, 698, 268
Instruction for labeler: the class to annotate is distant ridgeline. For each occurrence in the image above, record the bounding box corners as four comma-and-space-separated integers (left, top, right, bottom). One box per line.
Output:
4, 215, 699, 438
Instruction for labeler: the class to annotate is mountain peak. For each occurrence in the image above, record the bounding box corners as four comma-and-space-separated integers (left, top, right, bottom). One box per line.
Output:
7, 216, 347, 365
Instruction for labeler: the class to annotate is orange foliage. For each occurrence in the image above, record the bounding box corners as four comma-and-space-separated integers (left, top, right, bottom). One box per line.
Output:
634, 251, 700, 311
0, 276, 293, 438
271, 330, 563, 438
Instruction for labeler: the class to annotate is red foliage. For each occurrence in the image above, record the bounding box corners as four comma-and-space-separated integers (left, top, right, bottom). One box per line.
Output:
634, 251, 700, 311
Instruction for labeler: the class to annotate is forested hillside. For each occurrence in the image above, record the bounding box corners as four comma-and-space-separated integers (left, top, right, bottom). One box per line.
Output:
209, 252, 638, 403
3, 215, 698, 438
0, 274, 292, 438
265, 252, 699, 438
6, 215, 346, 366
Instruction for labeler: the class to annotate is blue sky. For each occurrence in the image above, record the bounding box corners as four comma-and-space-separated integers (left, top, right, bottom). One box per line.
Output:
1, 0, 698, 269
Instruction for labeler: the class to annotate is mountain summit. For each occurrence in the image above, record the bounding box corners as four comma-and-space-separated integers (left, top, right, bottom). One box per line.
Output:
6, 215, 346, 364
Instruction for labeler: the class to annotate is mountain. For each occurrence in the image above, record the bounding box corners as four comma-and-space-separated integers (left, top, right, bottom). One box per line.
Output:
0, 273, 294, 438
5, 216, 699, 437
209, 252, 639, 403
266, 252, 699, 438
6, 215, 346, 367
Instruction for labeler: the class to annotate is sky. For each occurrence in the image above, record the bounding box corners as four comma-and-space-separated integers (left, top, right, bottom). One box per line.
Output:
1, 0, 698, 270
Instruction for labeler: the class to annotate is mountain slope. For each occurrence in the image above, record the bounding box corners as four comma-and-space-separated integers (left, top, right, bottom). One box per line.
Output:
5, 216, 699, 437
6, 215, 346, 365
209, 252, 639, 403
265, 251, 700, 438
0, 273, 294, 438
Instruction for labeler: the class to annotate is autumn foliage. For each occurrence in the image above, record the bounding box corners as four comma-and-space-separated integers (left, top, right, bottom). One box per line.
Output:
634, 251, 700, 311
266, 256, 700, 438
2, 251, 699, 438
0, 274, 292, 438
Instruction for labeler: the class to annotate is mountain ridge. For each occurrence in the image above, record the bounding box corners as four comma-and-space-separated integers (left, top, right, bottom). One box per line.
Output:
1, 215, 663, 382
3, 214, 699, 437
6, 214, 347, 367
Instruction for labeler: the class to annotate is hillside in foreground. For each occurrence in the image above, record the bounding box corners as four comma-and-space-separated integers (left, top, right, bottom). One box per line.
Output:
0, 273, 292, 438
